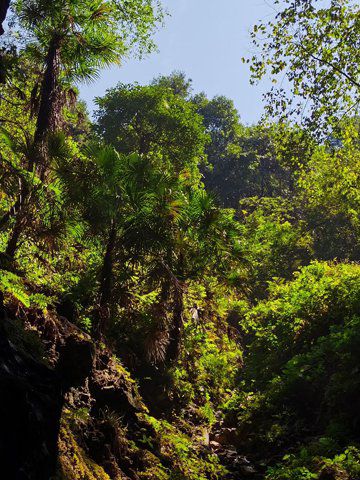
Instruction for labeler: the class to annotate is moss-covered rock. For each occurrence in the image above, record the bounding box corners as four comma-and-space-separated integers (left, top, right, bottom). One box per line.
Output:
58, 419, 111, 480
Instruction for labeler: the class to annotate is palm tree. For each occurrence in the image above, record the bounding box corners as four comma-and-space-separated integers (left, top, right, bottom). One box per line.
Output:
115, 166, 239, 363
15, 0, 129, 175
1, 0, 162, 257
59, 143, 185, 340
58, 143, 130, 335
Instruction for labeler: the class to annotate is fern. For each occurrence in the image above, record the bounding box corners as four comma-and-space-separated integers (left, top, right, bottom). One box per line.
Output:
0, 270, 30, 307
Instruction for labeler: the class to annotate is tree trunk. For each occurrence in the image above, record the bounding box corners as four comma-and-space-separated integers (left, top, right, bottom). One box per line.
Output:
31, 34, 62, 178
166, 287, 184, 362
0, 197, 21, 230
5, 213, 23, 258
3, 179, 28, 258
0, 0, 10, 36
166, 252, 185, 363
95, 220, 117, 337
35, 36, 62, 142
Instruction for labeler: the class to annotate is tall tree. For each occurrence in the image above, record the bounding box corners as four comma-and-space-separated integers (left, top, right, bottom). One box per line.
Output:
1, 0, 163, 257
151, 70, 193, 98
95, 82, 207, 176
247, 0, 360, 132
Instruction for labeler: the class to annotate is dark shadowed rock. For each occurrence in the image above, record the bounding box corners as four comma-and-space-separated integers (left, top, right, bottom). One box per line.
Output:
57, 333, 95, 389
0, 305, 63, 480
90, 351, 145, 416
318, 465, 349, 480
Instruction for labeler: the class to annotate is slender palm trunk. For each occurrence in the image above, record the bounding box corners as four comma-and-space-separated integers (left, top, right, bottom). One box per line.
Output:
95, 220, 117, 337
166, 252, 185, 362
5, 213, 22, 258
0, 197, 21, 230
166, 287, 184, 362
100, 220, 117, 308
31, 34, 62, 177
35, 37, 61, 141
3, 179, 28, 258
0, 0, 10, 36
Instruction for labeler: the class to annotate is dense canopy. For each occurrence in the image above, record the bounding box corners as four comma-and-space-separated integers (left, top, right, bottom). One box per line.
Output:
1, 1, 360, 479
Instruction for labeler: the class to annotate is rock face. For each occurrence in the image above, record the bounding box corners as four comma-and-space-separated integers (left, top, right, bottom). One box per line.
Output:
209, 425, 258, 479
0, 298, 148, 480
0, 308, 63, 480
90, 351, 145, 417
1, 299, 245, 480
0, 299, 96, 480
58, 332, 95, 389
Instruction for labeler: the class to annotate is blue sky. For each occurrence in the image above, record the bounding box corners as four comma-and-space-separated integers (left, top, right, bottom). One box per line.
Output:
80, 0, 278, 124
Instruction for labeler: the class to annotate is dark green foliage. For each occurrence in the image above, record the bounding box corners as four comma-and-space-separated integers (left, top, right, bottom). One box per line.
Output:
193, 95, 309, 208
1, 2, 360, 479
236, 197, 313, 299
94, 83, 208, 174
229, 262, 360, 476
151, 70, 193, 98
